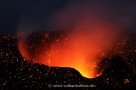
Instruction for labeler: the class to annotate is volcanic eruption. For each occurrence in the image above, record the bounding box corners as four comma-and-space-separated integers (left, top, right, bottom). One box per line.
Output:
18, 24, 121, 79
18, 2, 123, 78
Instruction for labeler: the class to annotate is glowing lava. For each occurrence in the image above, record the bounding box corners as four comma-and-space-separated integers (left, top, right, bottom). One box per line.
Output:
18, 24, 119, 78
17, 1, 124, 78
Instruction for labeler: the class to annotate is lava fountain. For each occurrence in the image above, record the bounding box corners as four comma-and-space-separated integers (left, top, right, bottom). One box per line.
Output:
18, 1, 122, 78
18, 24, 120, 78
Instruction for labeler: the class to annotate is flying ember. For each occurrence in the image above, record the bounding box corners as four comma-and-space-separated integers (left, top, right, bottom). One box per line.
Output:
18, 24, 119, 78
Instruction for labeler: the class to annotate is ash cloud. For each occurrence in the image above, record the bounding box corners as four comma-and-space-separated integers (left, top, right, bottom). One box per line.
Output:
48, 1, 136, 33
15, 0, 136, 33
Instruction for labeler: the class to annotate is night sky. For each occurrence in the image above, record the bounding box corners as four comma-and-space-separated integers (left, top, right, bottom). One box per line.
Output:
0, 0, 67, 33
0, 0, 136, 33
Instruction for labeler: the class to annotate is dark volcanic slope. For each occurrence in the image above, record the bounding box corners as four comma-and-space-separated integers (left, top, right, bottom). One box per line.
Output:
0, 32, 136, 89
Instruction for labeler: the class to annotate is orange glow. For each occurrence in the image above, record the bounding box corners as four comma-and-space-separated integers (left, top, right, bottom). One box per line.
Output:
18, 24, 119, 78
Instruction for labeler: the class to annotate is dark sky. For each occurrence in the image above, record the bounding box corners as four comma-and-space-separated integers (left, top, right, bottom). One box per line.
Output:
0, 0, 68, 33
0, 0, 136, 34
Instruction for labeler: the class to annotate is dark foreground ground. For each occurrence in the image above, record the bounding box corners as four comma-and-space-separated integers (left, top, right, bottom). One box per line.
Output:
0, 31, 136, 89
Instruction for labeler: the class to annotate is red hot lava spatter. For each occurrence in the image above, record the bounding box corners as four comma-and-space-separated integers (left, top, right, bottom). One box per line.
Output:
18, 26, 120, 78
